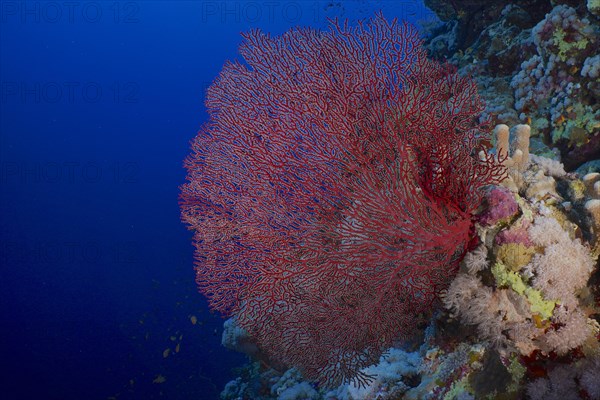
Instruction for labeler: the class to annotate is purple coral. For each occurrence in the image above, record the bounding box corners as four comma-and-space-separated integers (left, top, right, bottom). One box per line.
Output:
479, 187, 519, 226
495, 219, 533, 246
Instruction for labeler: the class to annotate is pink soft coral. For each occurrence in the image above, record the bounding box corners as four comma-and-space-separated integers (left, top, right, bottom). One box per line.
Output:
480, 187, 519, 226
495, 219, 533, 246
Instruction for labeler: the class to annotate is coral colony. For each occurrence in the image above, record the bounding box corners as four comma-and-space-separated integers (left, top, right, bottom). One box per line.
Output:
181, 3, 600, 399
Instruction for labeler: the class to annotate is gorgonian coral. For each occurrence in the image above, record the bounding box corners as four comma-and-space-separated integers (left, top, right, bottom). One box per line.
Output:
180, 13, 504, 386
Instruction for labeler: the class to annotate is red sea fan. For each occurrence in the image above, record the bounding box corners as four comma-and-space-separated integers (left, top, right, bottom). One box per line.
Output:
180, 13, 505, 387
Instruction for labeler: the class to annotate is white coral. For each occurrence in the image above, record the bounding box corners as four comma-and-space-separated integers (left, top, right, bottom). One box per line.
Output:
443, 274, 509, 343
443, 274, 491, 321
539, 308, 591, 356
529, 154, 566, 178
529, 217, 594, 306
528, 216, 568, 247
463, 245, 488, 274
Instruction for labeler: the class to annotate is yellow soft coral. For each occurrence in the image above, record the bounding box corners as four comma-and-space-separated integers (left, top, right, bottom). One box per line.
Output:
496, 243, 536, 271
491, 262, 555, 319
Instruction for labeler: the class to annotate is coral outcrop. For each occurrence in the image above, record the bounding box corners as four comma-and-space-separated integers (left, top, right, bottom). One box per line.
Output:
218, 124, 600, 399
424, 3, 600, 171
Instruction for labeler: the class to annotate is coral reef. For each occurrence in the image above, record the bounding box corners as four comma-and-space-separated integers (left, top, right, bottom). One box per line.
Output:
424, 2, 600, 171
442, 124, 600, 398
193, 2, 600, 397
423, 0, 551, 53
218, 124, 600, 399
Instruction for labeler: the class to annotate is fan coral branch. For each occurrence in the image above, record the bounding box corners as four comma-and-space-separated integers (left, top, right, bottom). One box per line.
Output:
180, 13, 504, 387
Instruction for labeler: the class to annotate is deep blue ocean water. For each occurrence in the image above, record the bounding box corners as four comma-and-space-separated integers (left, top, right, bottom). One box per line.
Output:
0, 1, 433, 399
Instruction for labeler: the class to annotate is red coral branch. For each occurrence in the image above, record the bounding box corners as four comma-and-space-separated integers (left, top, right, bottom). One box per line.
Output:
180, 13, 505, 387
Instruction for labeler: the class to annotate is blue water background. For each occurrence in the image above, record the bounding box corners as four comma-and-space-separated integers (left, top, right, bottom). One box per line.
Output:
0, 1, 434, 399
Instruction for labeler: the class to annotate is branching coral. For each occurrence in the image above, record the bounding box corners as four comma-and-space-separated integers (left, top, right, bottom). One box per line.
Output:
181, 14, 504, 387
